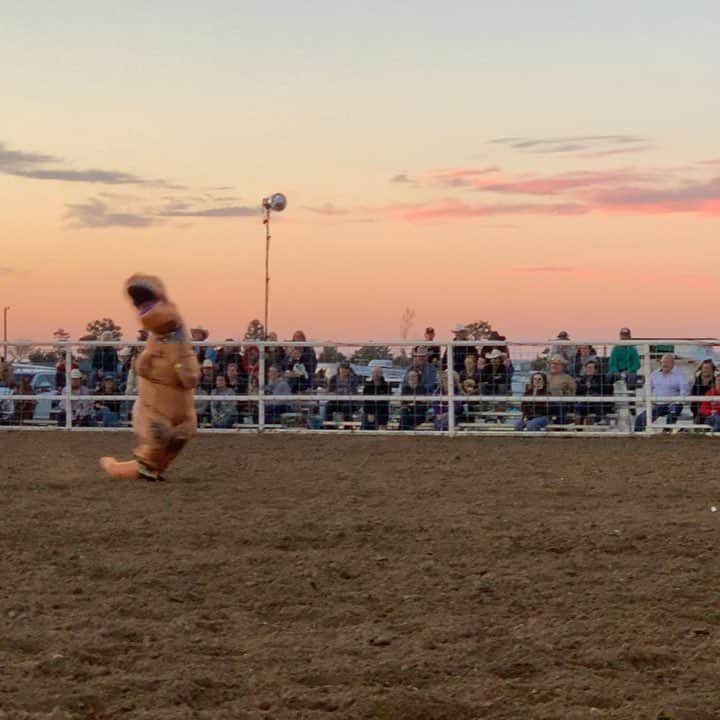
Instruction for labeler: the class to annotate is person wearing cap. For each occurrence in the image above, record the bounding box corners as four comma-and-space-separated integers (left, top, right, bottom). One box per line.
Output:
215, 338, 243, 375
548, 330, 575, 368
422, 327, 442, 367
55, 368, 94, 427
404, 346, 439, 395
608, 328, 640, 390
442, 324, 479, 374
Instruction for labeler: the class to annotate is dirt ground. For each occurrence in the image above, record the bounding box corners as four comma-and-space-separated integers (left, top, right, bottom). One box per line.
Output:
1, 432, 720, 719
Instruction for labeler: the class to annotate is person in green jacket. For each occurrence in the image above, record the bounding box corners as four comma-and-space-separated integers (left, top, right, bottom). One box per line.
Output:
608, 327, 641, 389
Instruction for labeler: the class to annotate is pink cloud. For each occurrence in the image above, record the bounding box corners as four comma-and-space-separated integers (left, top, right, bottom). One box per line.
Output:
386, 199, 589, 222
479, 169, 657, 196
422, 166, 500, 187
586, 177, 720, 216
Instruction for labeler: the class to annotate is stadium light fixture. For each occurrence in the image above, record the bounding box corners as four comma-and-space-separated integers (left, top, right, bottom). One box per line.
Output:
261, 194, 287, 340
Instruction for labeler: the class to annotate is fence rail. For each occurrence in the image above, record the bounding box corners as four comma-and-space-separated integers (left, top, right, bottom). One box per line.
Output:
1, 337, 719, 437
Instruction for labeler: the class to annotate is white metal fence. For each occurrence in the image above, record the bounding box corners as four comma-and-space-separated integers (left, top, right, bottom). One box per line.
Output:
1, 338, 719, 436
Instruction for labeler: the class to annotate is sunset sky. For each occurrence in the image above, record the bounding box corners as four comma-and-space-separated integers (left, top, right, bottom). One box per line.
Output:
2, 1, 719, 346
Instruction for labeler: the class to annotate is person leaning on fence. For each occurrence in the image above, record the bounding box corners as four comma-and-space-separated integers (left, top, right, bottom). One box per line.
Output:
574, 359, 613, 425
690, 359, 716, 423
515, 372, 552, 431
361, 365, 390, 430
634, 353, 690, 431
546, 355, 577, 424
607, 327, 640, 390
399, 368, 429, 430
698, 373, 720, 432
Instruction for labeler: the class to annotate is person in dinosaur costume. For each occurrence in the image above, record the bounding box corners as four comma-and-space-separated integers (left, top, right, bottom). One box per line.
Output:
100, 274, 200, 481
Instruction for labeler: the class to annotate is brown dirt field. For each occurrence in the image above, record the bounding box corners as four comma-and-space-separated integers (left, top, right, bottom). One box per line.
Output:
1, 432, 720, 720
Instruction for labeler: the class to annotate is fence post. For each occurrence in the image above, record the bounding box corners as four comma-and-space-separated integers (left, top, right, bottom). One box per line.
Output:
64, 343, 72, 430
258, 340, 265, 432
447, 341, 455, 436
642, 343, 653, 434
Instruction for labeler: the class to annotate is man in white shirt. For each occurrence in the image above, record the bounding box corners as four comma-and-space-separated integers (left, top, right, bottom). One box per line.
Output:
634, 354, 689, 431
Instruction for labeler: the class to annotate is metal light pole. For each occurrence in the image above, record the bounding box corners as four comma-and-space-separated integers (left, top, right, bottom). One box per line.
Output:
261, 193, 287, 340
2, 306, 8, 360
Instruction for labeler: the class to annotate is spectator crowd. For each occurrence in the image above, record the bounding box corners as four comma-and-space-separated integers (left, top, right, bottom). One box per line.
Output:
1, 324, 719, 433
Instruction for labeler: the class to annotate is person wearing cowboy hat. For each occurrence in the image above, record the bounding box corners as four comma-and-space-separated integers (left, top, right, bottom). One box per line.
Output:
190, 325, 217, 366
443, 323, 479, 374
481, 348, 510, 418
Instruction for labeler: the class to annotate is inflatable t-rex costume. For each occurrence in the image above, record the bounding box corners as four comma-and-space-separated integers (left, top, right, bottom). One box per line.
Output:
100, 274, 200, 481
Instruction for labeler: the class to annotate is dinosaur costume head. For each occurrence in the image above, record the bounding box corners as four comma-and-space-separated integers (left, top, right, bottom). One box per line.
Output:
125, 274, 181, 336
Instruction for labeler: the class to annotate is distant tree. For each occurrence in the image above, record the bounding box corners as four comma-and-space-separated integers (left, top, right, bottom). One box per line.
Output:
28, 349, 58, 364
466, 321, 493, 340
244, 319, 266, 341
317, 346, 348, 363
43, 328, 72, 362
350, 345, 394, 365
85, 318, 122, 340
392, 352, 412, 368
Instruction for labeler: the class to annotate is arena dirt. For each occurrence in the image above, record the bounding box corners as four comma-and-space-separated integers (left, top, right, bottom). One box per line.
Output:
1, 432, 719, 719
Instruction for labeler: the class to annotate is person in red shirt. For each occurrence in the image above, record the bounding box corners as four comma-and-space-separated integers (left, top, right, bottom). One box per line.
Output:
698, 373, 720, 432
